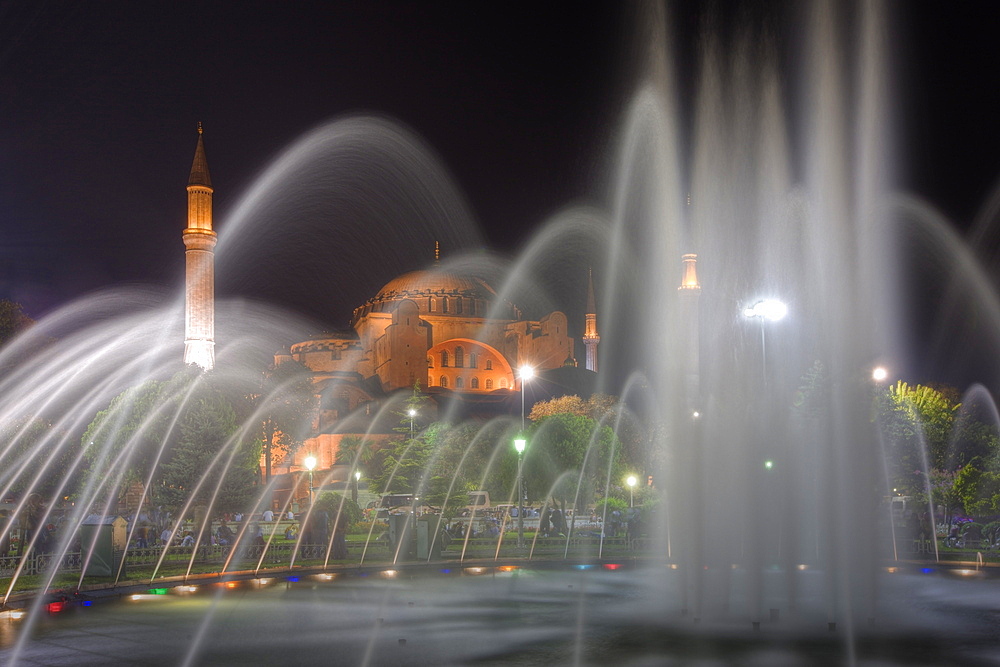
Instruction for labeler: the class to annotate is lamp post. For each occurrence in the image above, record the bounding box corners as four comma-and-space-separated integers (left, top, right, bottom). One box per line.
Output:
353, 469, 361, 504
872, 366, 888, 383
519, 365, 534, 432
304, 455, 317, 507
743, 299, 787, 384
408, 408, 417, 439
514, 438, 526, 548
626, 475, 637, 508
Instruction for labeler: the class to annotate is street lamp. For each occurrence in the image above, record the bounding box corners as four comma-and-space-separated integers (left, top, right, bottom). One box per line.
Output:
743, 299, 787, 383
408, 408, 417, 439
304, 455, 317, 506
519, 365, 534, 432
872, 366, 888, 382
353, 469, 361, 504
626, 475, 637, 508
514, 438, 526, 548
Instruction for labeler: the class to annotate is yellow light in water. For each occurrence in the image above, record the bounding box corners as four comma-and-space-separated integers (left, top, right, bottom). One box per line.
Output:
464, 567, 487, 575
797, 564, 808, 571
174, 586, 198, 594
497, 565, 519, 572
0, 610, 24, 620
381, 570, 397, 578
886, 567, 898, 574
668, 564, 679, 570
225, 582, 238, 589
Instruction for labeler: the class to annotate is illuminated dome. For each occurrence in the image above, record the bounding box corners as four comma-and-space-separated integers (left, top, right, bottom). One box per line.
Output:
375, 270, 495, 300
353, 269, 520, 322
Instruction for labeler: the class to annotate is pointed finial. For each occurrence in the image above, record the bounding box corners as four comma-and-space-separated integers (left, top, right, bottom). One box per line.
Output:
434, 241, 440, 264
198, 122, 203, 135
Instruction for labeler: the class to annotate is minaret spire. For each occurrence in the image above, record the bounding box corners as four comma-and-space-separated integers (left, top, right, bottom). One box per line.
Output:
583, 268, 600, 372
678, 254, 701, 408
183, 124, 217, 369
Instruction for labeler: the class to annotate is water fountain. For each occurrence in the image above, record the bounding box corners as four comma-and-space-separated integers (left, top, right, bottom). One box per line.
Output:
1, 1, 1000, 664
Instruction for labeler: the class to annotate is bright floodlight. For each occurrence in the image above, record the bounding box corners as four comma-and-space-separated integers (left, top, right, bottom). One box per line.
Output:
872, 367, 888, 382
355, 470, 361, 481
764, 460, 774, 470
303, 455, 317, 471
408, 408, 417, 417
626, 475, 637, 488
514, 438, 526, 454
519, 365, 535, 381
744, 299, 787, 322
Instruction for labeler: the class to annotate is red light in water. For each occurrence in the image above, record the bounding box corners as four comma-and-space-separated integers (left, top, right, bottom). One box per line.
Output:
603, 563, 622, 571
47, 601, 65, 613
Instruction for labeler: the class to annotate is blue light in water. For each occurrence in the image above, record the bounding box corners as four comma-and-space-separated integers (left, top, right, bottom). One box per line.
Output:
287, 576, 300, 582
81, 601, 92, 607
575, 564, 594, 570
440, 569, 451, 574
921, 568, 934, 574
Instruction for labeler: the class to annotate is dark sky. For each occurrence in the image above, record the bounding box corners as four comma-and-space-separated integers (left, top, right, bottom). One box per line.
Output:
0, 0, 997, 337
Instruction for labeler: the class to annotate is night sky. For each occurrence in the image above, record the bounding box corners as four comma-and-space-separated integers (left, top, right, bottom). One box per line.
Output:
0, 1, 997, 350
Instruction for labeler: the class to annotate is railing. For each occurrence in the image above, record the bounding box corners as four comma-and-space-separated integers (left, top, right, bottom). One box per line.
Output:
0, 551, 83, 576
0, 535, 644, 581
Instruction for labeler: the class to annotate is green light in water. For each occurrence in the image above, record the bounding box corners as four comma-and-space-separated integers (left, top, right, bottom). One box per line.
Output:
149, 588, 169, 595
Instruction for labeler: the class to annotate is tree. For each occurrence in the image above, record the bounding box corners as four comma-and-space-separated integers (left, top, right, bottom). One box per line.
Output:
877, 381, 960, 494
954, 458, 1000, 517
524, 412, 620, 510
313, 491, 363, 526
0, 300, 34, 347
0, 417, 78, 498
259, 360, 315, 482
81, 369, 261, 515
155, 389, 260, 512
529, 393, 644, 473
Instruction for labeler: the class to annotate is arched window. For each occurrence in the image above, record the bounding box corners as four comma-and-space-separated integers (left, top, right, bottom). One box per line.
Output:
456, 298, 463, 314
485, 379, 493, 390
442, 297, 449, 313
469, 353, 477, 369
485, 359, 493, 370
455, 346, 464, 368
440, 376, 448, 388
471, 377, 479, 389
499, 378, 508, 389
456, 377, 464, 389
441, 350, 449, 367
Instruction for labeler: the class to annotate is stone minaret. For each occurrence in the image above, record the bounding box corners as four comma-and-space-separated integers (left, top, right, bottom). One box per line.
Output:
583, 268, 600, 372
183, 124, 216, 369
678, 253, 701, 407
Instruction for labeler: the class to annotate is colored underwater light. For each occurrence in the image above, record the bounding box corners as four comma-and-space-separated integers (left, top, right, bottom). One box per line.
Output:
149, 588, 168, 595
603, 563, 622, 570
46, 601, 65, 613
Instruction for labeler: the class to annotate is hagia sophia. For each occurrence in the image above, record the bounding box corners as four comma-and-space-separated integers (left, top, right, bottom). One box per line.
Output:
182, 129, 697, 481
